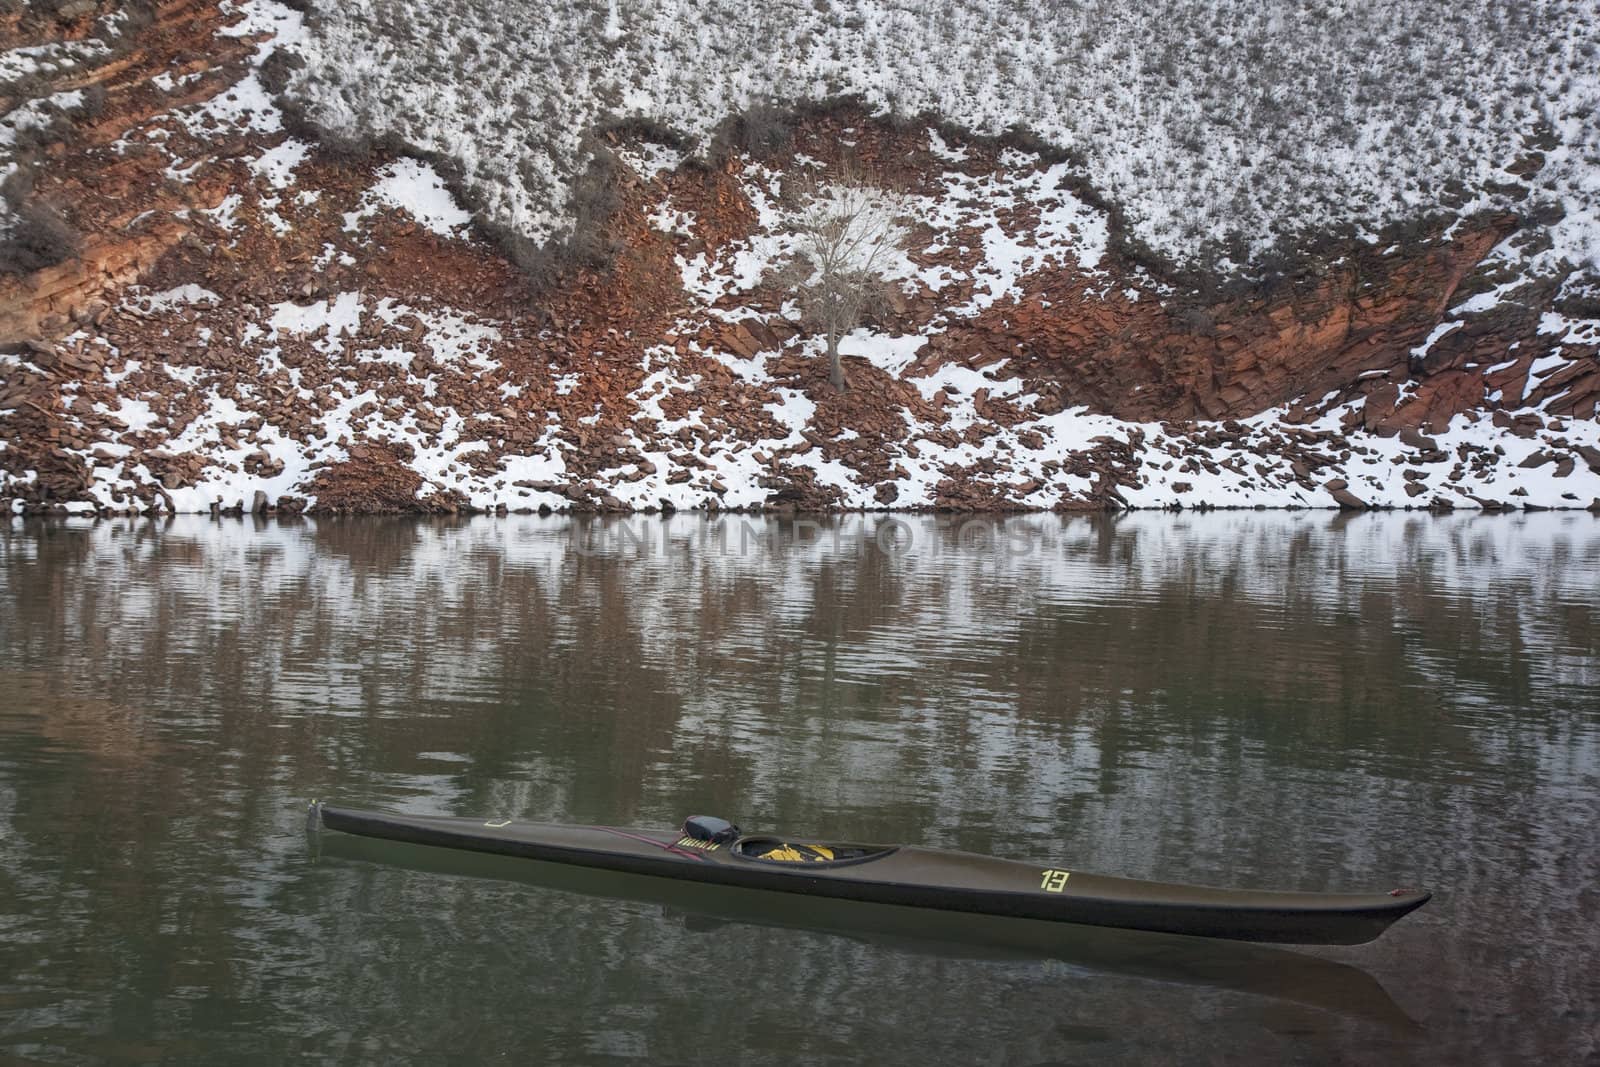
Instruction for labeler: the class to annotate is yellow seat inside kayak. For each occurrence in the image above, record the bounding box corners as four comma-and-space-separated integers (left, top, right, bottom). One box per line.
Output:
752, 842, 836, 862
732, 835, 888, 864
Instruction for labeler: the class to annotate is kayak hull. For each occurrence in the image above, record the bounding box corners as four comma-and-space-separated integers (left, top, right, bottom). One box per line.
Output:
310, 802, 1430, 945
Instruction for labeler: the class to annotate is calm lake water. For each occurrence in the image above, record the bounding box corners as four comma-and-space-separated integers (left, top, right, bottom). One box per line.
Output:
2, 512, 1598, 1065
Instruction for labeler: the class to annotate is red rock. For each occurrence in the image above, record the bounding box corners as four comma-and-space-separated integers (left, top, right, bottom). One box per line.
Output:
1327, 486, 1368, 509
1398, 427, 1437, 451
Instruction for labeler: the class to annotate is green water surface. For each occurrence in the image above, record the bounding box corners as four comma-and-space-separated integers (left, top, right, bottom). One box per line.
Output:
2, 512, 1597, 1065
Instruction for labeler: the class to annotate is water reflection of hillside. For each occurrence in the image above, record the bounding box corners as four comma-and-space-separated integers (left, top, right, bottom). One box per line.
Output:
2, 513, 1597, 1063
5, 514, 1596, 795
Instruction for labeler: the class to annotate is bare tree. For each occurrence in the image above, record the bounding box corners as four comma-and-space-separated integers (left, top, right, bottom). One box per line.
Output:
777, 173, 909, 391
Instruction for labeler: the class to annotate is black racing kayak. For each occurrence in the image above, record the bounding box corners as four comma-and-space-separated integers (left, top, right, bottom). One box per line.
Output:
307, 802, 1430, 945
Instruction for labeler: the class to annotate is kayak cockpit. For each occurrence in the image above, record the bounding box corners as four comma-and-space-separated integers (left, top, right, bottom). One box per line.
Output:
732, 837, 893, 866
678, 814, 892, 867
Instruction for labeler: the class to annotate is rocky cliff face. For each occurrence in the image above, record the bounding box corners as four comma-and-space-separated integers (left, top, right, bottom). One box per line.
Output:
2, 0, 1598, 516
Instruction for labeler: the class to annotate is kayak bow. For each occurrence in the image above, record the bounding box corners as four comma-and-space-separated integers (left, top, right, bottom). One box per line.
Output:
307, 802, 1430, 945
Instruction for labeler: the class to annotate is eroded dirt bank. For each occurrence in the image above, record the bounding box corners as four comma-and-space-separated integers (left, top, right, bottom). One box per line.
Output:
2, 1, 1599, 516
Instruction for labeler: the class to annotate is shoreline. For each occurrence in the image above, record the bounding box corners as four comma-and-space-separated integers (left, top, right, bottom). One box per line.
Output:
11, 499, 1600, 519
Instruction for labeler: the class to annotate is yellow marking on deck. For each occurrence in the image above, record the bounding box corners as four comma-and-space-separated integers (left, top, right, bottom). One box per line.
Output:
675, 837, 720, 851
1040, 869, 1071, 893
484, 818, 512, 828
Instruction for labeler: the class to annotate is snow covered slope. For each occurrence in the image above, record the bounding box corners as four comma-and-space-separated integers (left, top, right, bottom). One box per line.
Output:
283, 0, 1600, 281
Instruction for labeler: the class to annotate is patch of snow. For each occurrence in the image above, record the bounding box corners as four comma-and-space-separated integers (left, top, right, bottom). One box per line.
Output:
1411, 320, 1464, 359
616, 141, 686, 179
363, 158, 472, 237
271, 291, 365, 338
844, 329, 925, 376
248, 138, 312, 189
